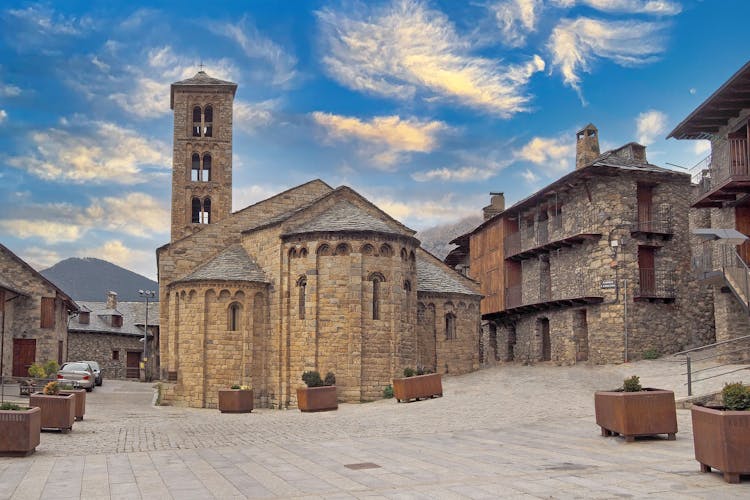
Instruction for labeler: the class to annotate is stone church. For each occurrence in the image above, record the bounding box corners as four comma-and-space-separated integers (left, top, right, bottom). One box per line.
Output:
157, 71, 482, 409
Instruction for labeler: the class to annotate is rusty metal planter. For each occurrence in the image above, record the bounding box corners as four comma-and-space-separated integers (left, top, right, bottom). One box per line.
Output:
29, 393, 75, 433
0, 407, 41, 456
393, 373, 443, 402
60, 389, 86, 421
218, 389, 253, 413
691, 404, 750, 483
296, 386, 337, 412
594, 389, 677, 442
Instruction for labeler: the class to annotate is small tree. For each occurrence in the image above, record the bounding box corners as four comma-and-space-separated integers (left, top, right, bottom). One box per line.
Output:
28, 363, 45, 378
43, 360, 59, 377
623, 375, 642, 392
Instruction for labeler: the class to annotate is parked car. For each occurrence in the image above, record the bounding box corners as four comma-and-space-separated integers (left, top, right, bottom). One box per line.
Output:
57, 362, 95, 391
80, 360, 103, 386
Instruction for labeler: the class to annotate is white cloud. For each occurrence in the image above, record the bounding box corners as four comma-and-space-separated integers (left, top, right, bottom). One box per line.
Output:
234, 99, 277, 134
371, 193, 480, 228
548, 17, 666, 97
412, 166, 491, 182
312, 112, 448, 168
515, 135, 575, 173
694, 140, 711, 156
83, 193, 169, 238
7, 5, 93, 36
77, 240, 155, 280
8, 121, 170, 184
520, 168, 540, 184
109, 46, 238, 118
636, 109, 667, 145
551, 0, 681, 15
0, 109, 6, 124
233, 184, 283, 212
490, 0, 543, 47
1, 84, 21, 97
317, 0, 545, 117
211, 17, 298, 87
22, 247, 63, 271
0, 220, 83, 244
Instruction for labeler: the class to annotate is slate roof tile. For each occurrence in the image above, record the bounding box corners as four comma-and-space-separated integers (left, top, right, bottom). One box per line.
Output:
416, 252, 480, 296
284, 200, 406, 236
177, 244, 267, 283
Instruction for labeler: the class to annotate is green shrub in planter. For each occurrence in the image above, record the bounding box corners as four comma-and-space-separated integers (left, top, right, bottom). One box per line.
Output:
642, 349, 660, 360
722, 382, 750, 411
403, 367, 415, 378
623, 375, 642, 392
301, 371, 324, 388
28, 363, 45, 378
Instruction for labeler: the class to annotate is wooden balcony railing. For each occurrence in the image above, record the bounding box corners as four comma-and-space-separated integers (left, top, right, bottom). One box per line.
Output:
692, 138, 750, 207
503, 271, 606, 310
502, 212, 599, 259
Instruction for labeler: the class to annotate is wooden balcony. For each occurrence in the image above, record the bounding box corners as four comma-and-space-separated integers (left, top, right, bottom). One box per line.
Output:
693, 138, 750, 208
503, 212, 601, 261
500, 272, 606, 318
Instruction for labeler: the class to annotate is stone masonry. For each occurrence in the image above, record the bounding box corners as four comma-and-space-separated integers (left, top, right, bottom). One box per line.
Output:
157, 72, 482, 409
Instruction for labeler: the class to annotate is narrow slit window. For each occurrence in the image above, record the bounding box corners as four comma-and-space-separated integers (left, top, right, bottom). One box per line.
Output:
445, 313, 456, 340
192, 106, 202, 137
298, 276, 307, 319
372, 278, 380, 320
228, 303, 241, 331
191, 197, 201, 223
204, 105, 213, 137
203, 153, 212, 181
191, 153, 201, 181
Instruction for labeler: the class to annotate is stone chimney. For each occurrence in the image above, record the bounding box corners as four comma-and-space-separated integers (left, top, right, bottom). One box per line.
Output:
576, 123, 600, 169
106, 291, 118, 310
482, 192, 505, 220
612, 143, 647, 163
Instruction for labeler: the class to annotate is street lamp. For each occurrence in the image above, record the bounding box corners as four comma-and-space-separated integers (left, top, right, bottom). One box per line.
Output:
138, 289, 156, 381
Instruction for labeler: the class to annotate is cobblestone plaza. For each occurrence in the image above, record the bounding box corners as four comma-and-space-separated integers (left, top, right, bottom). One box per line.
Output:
1, 360, 748, 499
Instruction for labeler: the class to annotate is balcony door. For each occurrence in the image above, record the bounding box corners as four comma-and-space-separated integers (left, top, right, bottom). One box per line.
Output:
638, 246, 656, 296
736, 206, 750, 265
637, 184, 653, 232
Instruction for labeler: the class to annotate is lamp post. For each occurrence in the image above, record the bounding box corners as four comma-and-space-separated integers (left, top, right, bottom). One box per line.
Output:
138, 290, 156, 381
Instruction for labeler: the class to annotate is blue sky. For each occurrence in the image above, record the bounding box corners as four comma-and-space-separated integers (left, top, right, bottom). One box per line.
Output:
0, 0, 746, 280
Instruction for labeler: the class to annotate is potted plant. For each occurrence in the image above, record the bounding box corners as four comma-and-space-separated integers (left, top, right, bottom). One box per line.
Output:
218, 385, 253, 413
296, 371, 337, 412
692, 381, 750, 483
59, 384, 87, 421
0, 402, 41, 456
392, 367, 443, 403
595, 375, 677, 442
29, 381, 75, 433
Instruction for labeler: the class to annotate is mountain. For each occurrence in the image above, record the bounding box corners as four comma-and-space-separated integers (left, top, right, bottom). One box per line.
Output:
41, 258, 158, 302
416, 215, 483, 261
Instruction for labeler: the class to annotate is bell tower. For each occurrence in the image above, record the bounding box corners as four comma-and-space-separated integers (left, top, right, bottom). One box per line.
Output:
169, 70, 238, 241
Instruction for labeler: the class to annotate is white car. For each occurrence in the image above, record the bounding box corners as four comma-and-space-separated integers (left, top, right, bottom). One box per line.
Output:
57, 362, 95, 391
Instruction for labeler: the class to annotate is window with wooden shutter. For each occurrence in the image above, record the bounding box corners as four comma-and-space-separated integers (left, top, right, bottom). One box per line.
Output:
40, 297, 55, 328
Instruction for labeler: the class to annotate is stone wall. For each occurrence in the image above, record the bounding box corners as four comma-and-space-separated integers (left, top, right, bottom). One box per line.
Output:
491, 166, 707, 365
67, 332, 144, 380
1, 246, 71, 377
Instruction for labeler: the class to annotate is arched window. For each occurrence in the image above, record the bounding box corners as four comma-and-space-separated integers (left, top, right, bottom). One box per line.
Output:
191, 197, 201, 223
404, 280, 411, 292
445, 313, 456, 340
335, 242, 351, 256
204, 105, 213, 137
228, 302, 241, 331
360, 244, 374, 256
203, 153, 212, 181
191, 153, 200, 181
201, 197, 211, 224
192, 106, 201, 137
317, 244, 331, 256
379, 244, 393, 257
368, 272, 385, 320
299, 248, 308, 258
297, 275, 307, 319
401, 248, 408, 261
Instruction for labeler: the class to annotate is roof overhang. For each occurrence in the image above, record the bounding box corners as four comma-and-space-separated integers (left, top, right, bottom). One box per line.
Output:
668, 61, 750, 140
693, 228, 749, 245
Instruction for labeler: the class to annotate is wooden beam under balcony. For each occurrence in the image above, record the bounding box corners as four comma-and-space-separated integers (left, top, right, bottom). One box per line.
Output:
692, 175, 750, 208
485, 295, 604, 321
505, 233, 601, 261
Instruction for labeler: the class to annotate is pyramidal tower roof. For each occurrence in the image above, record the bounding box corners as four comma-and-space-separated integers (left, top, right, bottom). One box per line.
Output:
170, 70, 238, 109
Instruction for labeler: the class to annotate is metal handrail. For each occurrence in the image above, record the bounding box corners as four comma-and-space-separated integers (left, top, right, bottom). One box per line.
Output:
673, 333, 750, 396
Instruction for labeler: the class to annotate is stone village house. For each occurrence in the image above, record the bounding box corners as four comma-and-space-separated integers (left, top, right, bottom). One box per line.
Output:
157, 72, 482, 409
68, 291, 159, 380
447, 125, 714, 365
0, 243, 79, 380
670, 60, 750, 362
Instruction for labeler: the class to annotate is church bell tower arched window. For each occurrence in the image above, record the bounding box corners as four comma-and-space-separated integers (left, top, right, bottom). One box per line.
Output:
170, 70, 237, 240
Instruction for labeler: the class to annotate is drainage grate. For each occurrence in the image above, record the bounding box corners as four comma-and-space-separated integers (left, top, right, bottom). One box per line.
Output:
344, 462, 381, 470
